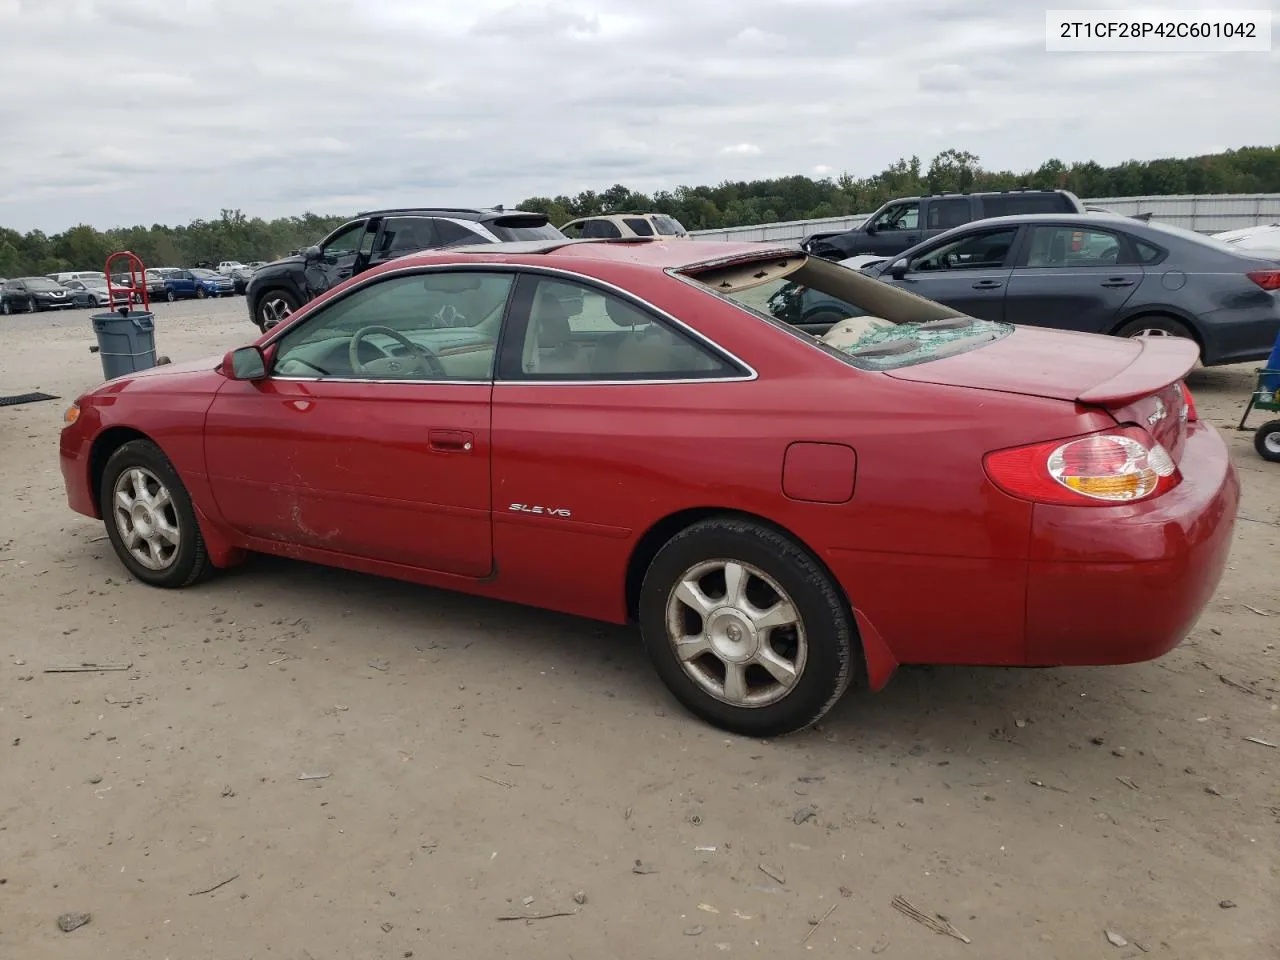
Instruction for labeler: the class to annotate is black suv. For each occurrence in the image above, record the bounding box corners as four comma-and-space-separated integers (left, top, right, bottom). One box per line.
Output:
804, 190, 1085, 261
245, 207, 563, 330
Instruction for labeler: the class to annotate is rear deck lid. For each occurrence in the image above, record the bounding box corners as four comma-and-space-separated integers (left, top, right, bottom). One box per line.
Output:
884, 325, 1198, 405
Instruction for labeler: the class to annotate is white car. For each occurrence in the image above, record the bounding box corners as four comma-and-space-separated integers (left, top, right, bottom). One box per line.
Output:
1212, 223, 1280, 259
217, 260, 246, 276
838, 254, 889, 272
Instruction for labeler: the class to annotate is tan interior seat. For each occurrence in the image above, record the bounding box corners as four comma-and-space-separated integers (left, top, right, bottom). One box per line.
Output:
524, 290, 585, 375
819, 315, 895, 350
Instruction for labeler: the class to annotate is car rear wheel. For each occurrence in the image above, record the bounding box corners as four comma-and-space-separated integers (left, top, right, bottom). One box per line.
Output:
100, 439, 211, 589
639, 517, 856, 737
256, 289, 299, 331
1, 299, 10, 315
1255, 420, 1280, 463
165, 290, 176, 302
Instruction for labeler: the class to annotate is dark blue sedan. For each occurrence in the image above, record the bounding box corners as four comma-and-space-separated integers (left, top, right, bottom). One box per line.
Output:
161, 268, 234, 302
858, 213, 1280, 366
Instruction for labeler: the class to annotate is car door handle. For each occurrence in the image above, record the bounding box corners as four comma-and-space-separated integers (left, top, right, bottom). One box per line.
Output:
972, 279, 1004, 289
428, 429, 473, 453
1101, 278, 1136, 288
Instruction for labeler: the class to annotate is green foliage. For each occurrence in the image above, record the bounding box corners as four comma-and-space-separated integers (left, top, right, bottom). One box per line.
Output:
3, 145, 1279, 277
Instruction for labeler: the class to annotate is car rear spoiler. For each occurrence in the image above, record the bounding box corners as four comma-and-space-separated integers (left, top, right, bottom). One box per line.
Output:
1076, 336, 1200, 406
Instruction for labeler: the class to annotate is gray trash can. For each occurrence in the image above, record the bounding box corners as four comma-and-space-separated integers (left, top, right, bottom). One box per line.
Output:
91, 310, 157, 380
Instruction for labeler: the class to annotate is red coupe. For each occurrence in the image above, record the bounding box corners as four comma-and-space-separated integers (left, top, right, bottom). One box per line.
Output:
60, 238, 1240, 736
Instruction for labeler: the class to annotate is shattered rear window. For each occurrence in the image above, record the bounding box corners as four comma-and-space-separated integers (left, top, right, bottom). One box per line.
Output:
829, 317, 1011, 370
682, 253, 1013, 371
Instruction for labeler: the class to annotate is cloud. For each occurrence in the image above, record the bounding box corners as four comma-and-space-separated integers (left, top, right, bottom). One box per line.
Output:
0, 0, 1276, 232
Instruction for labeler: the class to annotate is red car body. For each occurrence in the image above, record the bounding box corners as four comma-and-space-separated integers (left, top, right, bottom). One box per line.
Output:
60, 240, 1239, 709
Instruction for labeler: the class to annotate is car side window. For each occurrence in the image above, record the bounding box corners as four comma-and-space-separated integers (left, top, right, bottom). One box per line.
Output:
373, 217, 438, 261
623, 217, 656, 236
434, 220, 489, 247
1025, 227, 1123, 268
928, 198, 973, 230
1133, 239, 1166, 264
872, 202, 919, 231
909, 227, 1018, 272
271, 272, 515, 382
581, 219, 623, 239
505, 277, 737, 381
321, 221, 368, 258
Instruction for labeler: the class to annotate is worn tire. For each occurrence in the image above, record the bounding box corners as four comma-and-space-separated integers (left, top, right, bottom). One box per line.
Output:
638, 516, 857, 737
1255, 420, 1280, 463
100, 439, 212, 589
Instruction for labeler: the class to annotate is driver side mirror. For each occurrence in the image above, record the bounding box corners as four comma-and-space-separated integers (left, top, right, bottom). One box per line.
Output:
223, 345, 267, 381
302, 245, 324, 262
863, 222, 877, 235
890, 261, 908, 281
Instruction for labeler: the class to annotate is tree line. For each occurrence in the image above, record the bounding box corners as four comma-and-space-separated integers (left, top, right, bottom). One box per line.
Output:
2, 145, 1278, 278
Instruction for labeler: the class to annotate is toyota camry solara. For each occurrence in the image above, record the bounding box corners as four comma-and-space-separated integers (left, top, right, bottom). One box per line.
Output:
60, 238, 1240, 736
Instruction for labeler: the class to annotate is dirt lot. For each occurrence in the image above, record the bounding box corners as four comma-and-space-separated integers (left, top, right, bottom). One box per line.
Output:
1, 297, 1277, 959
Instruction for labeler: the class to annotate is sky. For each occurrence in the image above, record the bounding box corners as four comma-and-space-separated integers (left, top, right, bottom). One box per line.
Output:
0, 0, 1277, 233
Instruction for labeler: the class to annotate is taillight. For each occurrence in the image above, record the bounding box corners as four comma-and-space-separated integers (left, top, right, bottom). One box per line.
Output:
985, 427, 1179, 506
1246, 270, 1280, 291
1179, 381, 1198, 422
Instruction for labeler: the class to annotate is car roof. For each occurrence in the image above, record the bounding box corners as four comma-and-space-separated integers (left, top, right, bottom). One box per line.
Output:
355, 207, 544, 223
422, 237, 795, 270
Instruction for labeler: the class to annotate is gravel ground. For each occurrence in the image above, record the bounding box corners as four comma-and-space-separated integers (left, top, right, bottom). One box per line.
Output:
1, 296, 1277, 959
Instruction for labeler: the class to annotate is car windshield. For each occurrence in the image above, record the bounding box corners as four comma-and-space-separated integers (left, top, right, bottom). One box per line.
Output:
1139, 219, 1253, 256
490, 222, 564, 242
684, 254, 1011, 370
26, 278, 63, 291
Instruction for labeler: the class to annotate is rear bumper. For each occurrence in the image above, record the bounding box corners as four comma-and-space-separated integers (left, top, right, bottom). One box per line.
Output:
1199, 297, 1280, 366
1023, 420, 1239, 665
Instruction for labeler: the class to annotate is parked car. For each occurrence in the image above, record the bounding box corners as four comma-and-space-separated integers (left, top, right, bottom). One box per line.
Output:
245, 207, 565, 331
60, 237, 1237, 737
858, 213, 1280, 366
805, 189, 1086, 260
560, 212, 689, 240
1213, 222, 1280, 259
61, 278, 123, 308
161, 268, 234, 301
229, 265, 257, 294
48, 270, 109, 285
217, 260, 246, 276
1, 276, 75, 313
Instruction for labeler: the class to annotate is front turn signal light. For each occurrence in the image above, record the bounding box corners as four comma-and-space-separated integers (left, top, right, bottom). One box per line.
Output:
63, 404, 80, 425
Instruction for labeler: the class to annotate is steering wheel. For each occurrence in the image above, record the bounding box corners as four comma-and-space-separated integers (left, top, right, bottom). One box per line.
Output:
348, 325, 446, 379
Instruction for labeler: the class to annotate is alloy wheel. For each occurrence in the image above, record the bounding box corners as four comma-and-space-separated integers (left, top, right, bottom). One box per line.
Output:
665, 559, 807, 708
112, 467, 181, 571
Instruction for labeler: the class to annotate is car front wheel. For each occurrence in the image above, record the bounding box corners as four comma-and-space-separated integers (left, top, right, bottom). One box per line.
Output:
165, 290, 176, 302
100, 439, 211, 589
256, 289, 299, 331
639, 516, 856, 737
1, 299, 10, 316
196, 286, 207, 299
